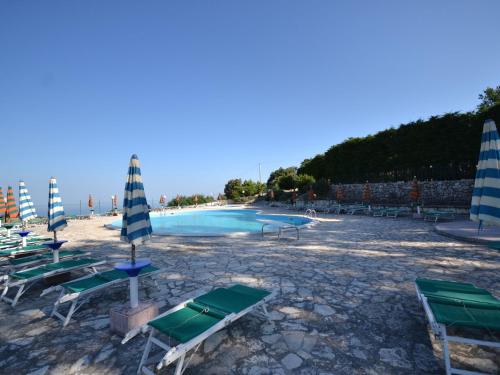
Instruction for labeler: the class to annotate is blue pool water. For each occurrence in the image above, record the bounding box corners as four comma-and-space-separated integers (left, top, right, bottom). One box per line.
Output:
110, 209, 313, 236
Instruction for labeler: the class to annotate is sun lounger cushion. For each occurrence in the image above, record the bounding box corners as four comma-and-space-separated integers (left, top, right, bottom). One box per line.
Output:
417, 278, 500, 330
10, 258, 99, 280
194, 286, 270, 314
0, 244, 47, 256
416, 278, 500, 306
8, 250, 85, 266
62, 265, 159, 293
0, 237, 52, 247
427, 299, 500, 330
148, 285, 270, 343
149, 302, 225, 343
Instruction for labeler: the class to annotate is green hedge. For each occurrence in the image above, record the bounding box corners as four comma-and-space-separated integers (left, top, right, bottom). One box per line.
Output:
298, 104, 500, 183
167, 194, 214, 207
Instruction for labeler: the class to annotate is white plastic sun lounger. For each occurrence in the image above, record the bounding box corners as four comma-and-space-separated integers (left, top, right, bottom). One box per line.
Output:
415, 278, 500, 375
49, 265, 162, 326
3, 249, 90, 273
0, 258, 105, 306
0, 244, 50, 259
123, 285, 276, 375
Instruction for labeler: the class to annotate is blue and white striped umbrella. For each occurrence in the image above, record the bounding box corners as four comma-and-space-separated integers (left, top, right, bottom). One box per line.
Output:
19, 180, 37, 222
48, 177, 68, 233
470, 119, 500, 225
121, 154, 152, 247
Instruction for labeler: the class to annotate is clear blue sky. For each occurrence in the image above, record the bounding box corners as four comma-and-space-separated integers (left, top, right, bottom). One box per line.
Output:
1, 1, 499, 210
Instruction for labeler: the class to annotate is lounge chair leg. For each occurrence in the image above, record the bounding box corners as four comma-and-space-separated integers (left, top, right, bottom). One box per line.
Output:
262, 303, 269, 317
440, 326, 452, 375
1, 283, 9, 301
137, 330, 154, 375
51, 289, 64, 317
12, 285, 25, 306
174, 354, 186, 375
63, 300, 78, 327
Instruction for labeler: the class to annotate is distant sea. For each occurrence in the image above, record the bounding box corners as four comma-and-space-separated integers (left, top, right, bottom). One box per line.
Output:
31, 203, 117, 217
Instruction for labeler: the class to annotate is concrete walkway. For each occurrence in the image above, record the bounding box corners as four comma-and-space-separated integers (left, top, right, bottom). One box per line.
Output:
435, 220, 500, 244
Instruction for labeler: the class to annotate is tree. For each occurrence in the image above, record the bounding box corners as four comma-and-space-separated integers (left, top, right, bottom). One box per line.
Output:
313, 178, 331, 198
255, 182, 266, 195
277, 174, 296, 190
267, 167, 297, 188
224, 179, 243, 199
242, 180, 257, 196
477, 86, 500, 112
295, 174, 315, 192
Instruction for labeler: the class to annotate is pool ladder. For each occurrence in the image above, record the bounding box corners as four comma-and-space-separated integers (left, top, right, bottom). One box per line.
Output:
261, 223, 299, 240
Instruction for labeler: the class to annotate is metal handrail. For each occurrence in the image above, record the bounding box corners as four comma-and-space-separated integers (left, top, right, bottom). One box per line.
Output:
278, 225, 299, 240
261, 223, 271, 239
305, 209, 317, 218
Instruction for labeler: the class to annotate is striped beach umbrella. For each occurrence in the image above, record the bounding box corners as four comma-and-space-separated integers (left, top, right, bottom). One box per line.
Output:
19, 180, 37, 223
121, 154, 152, 262
48, 177, 67, 239
0, 187, 5, 218
5, 186, 19, 221
470, 119, 500, 226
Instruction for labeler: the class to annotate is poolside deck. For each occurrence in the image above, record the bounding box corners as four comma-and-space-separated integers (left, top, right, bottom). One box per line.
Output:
0, 205, 498, 374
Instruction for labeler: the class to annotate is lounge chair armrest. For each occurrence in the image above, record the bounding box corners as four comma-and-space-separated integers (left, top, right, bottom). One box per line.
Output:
41, 284, 63, 297
121, 324, 151, 344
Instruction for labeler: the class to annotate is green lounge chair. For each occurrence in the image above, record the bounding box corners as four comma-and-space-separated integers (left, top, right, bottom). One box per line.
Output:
423, 209, 456, 223
124, 284, 276, 375
372, 207, 387, 217
0, 244, 49, 258
0, 236, 52, 249
415, 278, 500, 375
50, 265, 162, 326
385, 207, 411, 218
347, 204, 368, 215
1, 257, 106, 306
6, 249, 90, 271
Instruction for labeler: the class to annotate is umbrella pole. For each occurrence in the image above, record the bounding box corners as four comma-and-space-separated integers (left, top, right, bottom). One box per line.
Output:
129, 243, 139, 309
53, 231, 60, 262
130, 276, 139, 309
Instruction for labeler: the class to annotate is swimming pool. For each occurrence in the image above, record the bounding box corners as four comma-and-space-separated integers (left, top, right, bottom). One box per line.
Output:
109, 209, 314, 236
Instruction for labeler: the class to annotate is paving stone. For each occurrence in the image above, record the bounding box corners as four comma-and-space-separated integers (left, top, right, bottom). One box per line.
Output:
281, 353, 303, 370
379, 347, 412, 369
204, 331, 227, 353
26, 365, 50, 375
314, 304, 335, 316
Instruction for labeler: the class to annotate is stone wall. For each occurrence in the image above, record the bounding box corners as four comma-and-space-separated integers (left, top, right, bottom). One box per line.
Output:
330, 179, 474, 207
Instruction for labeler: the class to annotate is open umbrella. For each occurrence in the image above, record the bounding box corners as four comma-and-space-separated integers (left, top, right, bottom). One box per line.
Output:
471, 119, 500, 227
119, 154, 152, 308
5, 186, 19, 221
48, 177, 68, 262
19, 180, 37, 223
0, 187, 5, 224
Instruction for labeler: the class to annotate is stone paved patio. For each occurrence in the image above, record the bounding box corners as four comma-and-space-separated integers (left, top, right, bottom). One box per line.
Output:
1, 206, 499, 374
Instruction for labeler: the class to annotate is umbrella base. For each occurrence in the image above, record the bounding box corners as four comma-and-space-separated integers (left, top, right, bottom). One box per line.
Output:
110, 300, 158, 336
